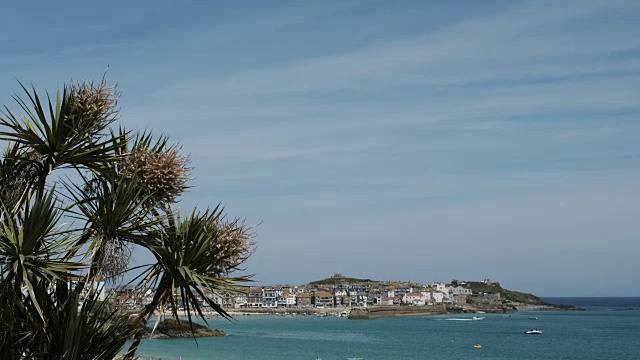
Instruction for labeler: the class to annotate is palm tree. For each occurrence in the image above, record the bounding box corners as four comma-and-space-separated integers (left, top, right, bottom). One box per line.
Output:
0, 74, 255, 359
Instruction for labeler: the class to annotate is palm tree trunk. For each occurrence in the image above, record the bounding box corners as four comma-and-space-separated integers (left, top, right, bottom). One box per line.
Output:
122, 306, 154, 360
122, 282, 166, 360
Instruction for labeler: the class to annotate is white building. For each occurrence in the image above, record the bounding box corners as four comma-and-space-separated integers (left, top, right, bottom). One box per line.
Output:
431, 291, 445, 304
234, 294, 248, 308
431, 282, 447, 293
334, 289, 348, 296
261, 288, 278, 308
286, 293, 297, 306
448, 286, 472, 296
403, 292, 429, 306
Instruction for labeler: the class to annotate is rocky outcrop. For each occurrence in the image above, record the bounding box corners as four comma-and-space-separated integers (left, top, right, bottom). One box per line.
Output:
465, 282, 582, 311
447, 304, 515, 314
514, 304, 584, 311
143, 319, 226, 338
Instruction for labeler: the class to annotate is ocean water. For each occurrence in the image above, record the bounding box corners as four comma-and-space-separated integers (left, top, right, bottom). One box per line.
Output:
131, 298, 640, 359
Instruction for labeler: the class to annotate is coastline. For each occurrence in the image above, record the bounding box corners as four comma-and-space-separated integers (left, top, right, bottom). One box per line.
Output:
166, 307, 350, 318
349, 305, 447, 319
515, 303, 584, 311
132, 300, 640, 359
163, 302, 578, 320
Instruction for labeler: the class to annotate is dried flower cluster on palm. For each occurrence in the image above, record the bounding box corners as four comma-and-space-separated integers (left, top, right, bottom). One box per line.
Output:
0, 73, 256, 360
118, 147, 190, 203
67, 75, 120, 138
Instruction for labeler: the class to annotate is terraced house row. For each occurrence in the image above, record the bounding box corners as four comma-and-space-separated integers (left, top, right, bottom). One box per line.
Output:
202, 276, 479, 309
109, 275, 493, 310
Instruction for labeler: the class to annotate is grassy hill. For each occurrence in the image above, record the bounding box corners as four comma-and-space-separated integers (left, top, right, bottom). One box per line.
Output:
465, 281, 546, 305
308, 275, 376, 286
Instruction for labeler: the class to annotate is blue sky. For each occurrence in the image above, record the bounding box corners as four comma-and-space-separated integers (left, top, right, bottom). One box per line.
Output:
1, 0, 639, 296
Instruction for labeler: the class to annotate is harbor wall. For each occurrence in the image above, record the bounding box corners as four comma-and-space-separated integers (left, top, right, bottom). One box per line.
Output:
348, 305, 447, 320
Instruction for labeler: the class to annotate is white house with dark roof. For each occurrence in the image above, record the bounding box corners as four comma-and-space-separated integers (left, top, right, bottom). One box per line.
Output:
402, 292, 429, 305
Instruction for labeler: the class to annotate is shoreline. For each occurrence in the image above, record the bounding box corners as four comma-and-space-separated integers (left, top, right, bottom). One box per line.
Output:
165, 307, 351, 317
160, 302, 579, 320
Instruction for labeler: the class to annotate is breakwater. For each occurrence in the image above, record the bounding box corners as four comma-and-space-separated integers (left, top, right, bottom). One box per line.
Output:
348, 305, 447, 319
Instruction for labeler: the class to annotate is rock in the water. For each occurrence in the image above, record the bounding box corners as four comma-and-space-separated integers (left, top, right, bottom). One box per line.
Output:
144, 319, 226, 338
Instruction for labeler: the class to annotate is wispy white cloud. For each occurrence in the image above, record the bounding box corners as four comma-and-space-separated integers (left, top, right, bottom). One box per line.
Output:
2, 0, 638, 293
188, 138, 385, 162
128, 0, 640, 294
157, 0, 639, 98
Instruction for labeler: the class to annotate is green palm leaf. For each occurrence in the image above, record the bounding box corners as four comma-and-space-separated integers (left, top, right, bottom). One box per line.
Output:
0, 142, 38, 213
64, 175, 162, 279
123, 206, 253, 359
51, 287, 136, 359
0, 82, 123, 180
0, 189, 85, 320
0, 74, 258, 360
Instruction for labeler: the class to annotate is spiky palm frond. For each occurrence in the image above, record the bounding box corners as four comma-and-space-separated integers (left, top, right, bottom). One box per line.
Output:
0, 142, 39, 212
147, 206, 252, 318
0, 81, 122, 178
0, 276, 40, 358
124, 206, 252, 359
0, 277, 135, 359
0, 75, 258, 360
49, 287, 136, 360
0, 190, 84, 320
65, 176, 162, 280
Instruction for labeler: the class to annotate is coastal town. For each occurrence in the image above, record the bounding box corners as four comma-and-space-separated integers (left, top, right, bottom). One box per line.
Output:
106, 274, 554, 317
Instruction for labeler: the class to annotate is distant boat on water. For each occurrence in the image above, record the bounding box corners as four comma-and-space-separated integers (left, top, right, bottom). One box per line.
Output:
528, 317, 538, 320
472, 316, 484, 321
525, 329, 542, 335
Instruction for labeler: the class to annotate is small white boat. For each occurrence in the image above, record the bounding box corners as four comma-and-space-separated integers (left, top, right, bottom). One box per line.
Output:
525, 329, 542, 334
472, 316, 484, 321
348, 357, 363, 360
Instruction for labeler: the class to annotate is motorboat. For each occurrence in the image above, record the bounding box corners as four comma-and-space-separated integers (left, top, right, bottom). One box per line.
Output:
473, 343, 482, 349
525, 329, 542, 334
472, 316, 484, 321
528, 316, 538, 320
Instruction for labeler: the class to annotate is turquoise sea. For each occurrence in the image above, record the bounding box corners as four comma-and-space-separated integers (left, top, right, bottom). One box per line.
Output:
131, 298, 640, 359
